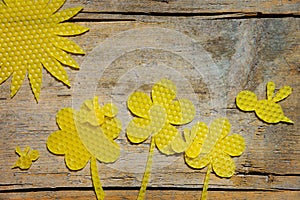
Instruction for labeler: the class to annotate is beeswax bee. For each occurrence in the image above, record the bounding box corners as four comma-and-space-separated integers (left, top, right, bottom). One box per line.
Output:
236, 81, 293, 124
12, 146, 39, 170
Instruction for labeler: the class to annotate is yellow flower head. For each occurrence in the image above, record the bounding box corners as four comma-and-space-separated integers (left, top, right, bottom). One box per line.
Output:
12, 146, 39, 170
47, 96, 122, 200
126, 78, 195, 155
0, 0, 89, 101
185, 118, 245, 177
47, 96, 122, 170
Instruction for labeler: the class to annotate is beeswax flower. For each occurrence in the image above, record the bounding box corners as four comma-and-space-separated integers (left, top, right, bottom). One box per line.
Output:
47, 96, 121, 200
127, 78, 195, 155
184, 118, 245, 200
126, 79, 195, 199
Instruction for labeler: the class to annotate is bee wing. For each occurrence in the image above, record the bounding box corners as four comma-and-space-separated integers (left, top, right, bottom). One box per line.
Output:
15, 146, 22, 156
267, 82, 275, 100
273, 85, 292, 102
29, 150, 40, 161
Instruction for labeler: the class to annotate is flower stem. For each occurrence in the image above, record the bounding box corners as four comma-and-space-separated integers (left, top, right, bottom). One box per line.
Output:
90, 157, 104, 200
137, 137, 155, 200
201, 164, 212, 200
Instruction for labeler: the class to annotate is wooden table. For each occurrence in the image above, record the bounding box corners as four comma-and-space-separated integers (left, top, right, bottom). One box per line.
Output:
1, 0, 299, 199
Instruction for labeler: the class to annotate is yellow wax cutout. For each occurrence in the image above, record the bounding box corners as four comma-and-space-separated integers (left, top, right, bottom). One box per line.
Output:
0, 0, 89, 101
236, 81, 293, 124
12, 146, 39, 170
183, 118, 246, 200
126, 79, 196, 199
47, 96, 122, 200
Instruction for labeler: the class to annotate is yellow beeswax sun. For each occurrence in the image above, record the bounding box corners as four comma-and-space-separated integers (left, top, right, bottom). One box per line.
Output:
0, 0, 89, 101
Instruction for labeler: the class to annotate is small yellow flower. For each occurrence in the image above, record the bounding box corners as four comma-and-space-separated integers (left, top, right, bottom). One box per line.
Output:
126, 79, 195, 199
12, 146, 39, 170
0, 0, 89, 101
183, 118, 245, 200
47, 96, 122, 200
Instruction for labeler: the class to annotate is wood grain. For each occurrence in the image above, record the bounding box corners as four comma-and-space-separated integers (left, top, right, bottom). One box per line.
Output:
0, 0, 299, 199
64, 0, 300, 15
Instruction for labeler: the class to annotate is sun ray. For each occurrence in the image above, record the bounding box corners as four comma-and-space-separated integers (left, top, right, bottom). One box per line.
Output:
47, 45, 80, 69
45, 0, 65, 14
51, 7, 83, 23
53, 23, 89, 36
42, 55, 70, 87
0, 0, 89, 101
0, 66, 13, 85
11, 67, 27, 97
28, 62, 43, 101
50, 35, 85, 54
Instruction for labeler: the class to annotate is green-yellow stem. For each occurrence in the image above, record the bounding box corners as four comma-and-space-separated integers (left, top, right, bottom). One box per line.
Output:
90, 157, 104, 200
201, 164, 212, 200
137, 137, 155, 200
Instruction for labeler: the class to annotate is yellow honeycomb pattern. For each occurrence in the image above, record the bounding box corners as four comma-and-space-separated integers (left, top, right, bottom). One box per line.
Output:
47, 96, 122, 200
236, 81, 293, 123
0, 0, 89, 101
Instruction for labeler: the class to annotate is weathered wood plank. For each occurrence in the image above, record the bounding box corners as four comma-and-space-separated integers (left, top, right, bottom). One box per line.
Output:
0, 12, 299, 200
63, 0, 300, 15
2, 190, 300, 200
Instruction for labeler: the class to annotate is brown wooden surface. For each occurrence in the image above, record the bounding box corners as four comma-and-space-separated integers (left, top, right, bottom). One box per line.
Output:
0, 0, 300, 199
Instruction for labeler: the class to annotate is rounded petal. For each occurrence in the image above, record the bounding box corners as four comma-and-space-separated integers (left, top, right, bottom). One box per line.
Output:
166, 99, 195, 125
154, 123, 178, 154
47, 130, 69, 155
236, 90, 257, 111
212, 151, 235, 178
102, 103, 118, 118
210, 118, 231, 140
152, 79, 176, 105
76, 121, 120, 163
102, 117, 122, 140
64, 146, 91, 171
127, 92, 152, 118
184, 153, 211, 169
201, 118, 230, 155
158, 142, 176, 155
171, 132, 188, 153
47, 129, 91, 171
185, 122, 209, 158
126, 118, 152, 143
222, 134, 245, 156
56, 108, 76, 132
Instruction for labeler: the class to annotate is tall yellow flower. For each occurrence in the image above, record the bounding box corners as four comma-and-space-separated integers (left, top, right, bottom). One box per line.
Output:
183, 118, 245, 200
47, 96, 122, 200
0, 0, 89, 101
126, 79, 195, 199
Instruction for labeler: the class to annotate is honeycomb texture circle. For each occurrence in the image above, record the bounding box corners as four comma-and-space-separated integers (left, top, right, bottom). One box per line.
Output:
0, 0, 89, 101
